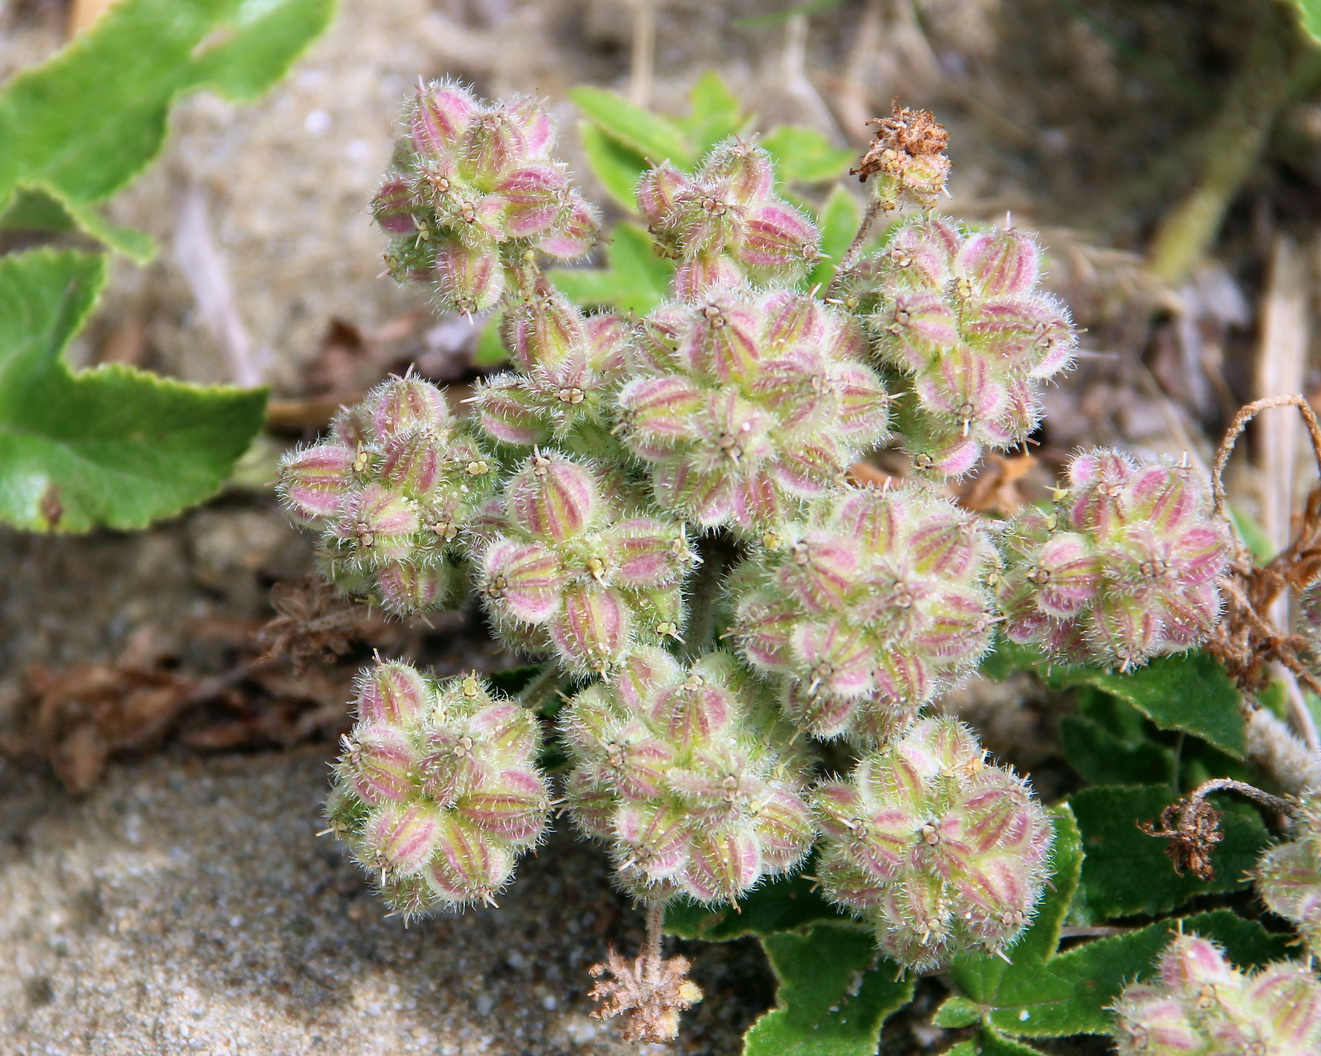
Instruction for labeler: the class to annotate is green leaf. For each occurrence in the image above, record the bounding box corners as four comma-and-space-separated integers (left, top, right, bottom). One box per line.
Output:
977, 1026, 1053, 1055
188, 0, 337, 102
0, 250, 266, 532
1294, 1, 1321, 46
1059, 714, 1175, 786
760, 125, 855, 185
941, 797, 1281, 1039
665, 868, 849, 942
743, 924, 913, 1056
1226, 502, 1277, 562
0, 0, 334, 253
548, 222, 673, 314
676, 71, 748, 155
943, 907, 1289, 1039
804, 185, 859, 290
981, 641, 1246, 759
1054, 653, 1246, 758
979, 637, 1045, 681
932, 995, 982, 1029
578, 123, 649, 213
568, 86, 695, 169
1068, 784, 1269, 923
0, 184, 158, 262
472, 311, 508, 369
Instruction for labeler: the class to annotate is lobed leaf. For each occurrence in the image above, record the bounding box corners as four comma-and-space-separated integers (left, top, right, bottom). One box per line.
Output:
548, 222, 673, 314
760, 125, 856, 185
742, 924, 913, 1056
674, 71, 749, 155
1067, 784, 1269, 923
981, 641, 1246, 758
0, 250, 266, 532
1294, 1, 1321, 45
665, 868, 849, 942
804, 185, 859, 291
0, 0, 335, 255
568, 86, 696, 169
1059, 714, 1174, 786
577, 122, 650, 213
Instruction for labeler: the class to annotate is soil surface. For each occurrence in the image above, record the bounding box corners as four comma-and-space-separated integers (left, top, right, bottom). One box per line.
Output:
4, 0, 1321, 1052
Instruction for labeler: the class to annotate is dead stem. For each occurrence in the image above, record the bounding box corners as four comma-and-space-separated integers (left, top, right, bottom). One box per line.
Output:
626, 0, 656, 110
1213, 395, 1321, 521
1187, 777, 1298, 818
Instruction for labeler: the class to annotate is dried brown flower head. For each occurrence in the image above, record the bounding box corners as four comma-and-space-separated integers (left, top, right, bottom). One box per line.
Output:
850, 103, 951, 211
588, 947, 704, 1044
1139, 798, 1225, 882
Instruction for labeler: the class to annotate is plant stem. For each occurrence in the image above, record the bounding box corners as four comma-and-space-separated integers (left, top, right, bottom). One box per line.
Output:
830, 197, 884, 292
1146, 4, 1295, 284
516, 663, 565, 714
642, 901, 665, 986
1188, 777, 1297, 818
683, 532, 739, 652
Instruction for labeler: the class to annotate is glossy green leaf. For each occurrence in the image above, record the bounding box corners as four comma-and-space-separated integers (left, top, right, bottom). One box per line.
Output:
942, 797, 1280, 1038
942, 907, 1288, 1040
743, 924, 913, 1056
0, 250, 266, 532
548, 222, 673, 314
568, 86, 695, 169
676, 70, 748, 155
1068, 784, 1269, 923
977, 1027, 1052, 1055
1057, 653, 1246, 758
760, 125, 855, 185
0, 0, 334, 255
665, 868, 849, 942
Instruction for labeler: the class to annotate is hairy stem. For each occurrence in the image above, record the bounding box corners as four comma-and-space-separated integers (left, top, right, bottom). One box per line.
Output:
642, 901, 665, 986
516, 663, 566, 715
830, 196, 884, 291
683, 532, 740, 652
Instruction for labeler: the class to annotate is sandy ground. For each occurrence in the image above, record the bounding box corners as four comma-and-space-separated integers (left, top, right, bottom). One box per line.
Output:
0, 748, 772, 1055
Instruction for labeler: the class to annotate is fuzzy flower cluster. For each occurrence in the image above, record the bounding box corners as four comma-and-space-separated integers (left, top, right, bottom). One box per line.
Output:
373, 81, 598, 313
998, 450, 1231, 669
272, 84, 1252, 1042
1112, 933, 1321, 1056
475, 453, 697, 674
324, 662, 551, 915
277, 376, 498, 616
813, 717, 1054, 971
638, 140, 820, 298
561, 649, 816, 904
731, 484, 998, 742
1256, 791, 1321, 959
840, 216, 1076, 475
616, 287, 890, 532
471, 279, 632, 456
